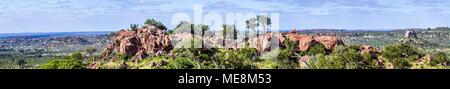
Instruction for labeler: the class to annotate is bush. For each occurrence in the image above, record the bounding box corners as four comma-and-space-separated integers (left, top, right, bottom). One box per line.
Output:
85, 47, 97, 57
304, 44, 327, 56
274, 48, 297, 69
215, 49, 252, 69
119, 53, 130, 61
130, 24, 139, 31
308, 45, 366, 69
39, 58, 86, 69
431, 52, 449, 66
115, 39, 121, 47
107, 32, 117, 37
170, 57, 197, 69
382, 43, 420, 69
144, 19, 167, 30
71, 52, 83, 60
266, 39, 298, 69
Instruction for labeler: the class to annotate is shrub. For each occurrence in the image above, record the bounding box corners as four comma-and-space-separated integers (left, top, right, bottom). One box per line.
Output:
306, 44, 327, 56
70, 52, 83, 60
85, 47, 97, 57
119, 53, 130, 61
130, 24, 139, 31
39, 58, 86, 69
170, 57, 197, 69
144, 19, 167, 30
115, 39, 121, 47
382, 43, 420, 69
431, 52, 449, 66
268, 38, 298, 69
107, 32, 117, 37
308, 45, 366, 69
215, 49, 252, 69
274, 48, 297, 69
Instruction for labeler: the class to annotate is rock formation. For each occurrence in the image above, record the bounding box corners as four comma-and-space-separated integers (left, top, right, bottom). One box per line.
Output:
405, 29, 417, 38
101, 27, 345, 60
278, 29, 344, 51
101, 25, 173, 59
359, 45, 383, 56
314, 36, 344, 50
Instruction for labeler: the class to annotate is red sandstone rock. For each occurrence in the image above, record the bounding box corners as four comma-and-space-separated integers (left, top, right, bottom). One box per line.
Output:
314, 36, 344, 50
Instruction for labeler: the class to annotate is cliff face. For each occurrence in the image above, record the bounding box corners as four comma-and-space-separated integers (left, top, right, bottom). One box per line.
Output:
101, 27, 344, 59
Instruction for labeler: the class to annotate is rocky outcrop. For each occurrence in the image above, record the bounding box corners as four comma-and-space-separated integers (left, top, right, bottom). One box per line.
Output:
249, 32, 285, 52
280, 29, 344, 51
101, 27, 346, 60
359, 45, 383, 56
405, 30, 417, 38
314, 36, 344, 51
119, 36, 140, 56
290, 34, 316, 51
101, 25, 173, 59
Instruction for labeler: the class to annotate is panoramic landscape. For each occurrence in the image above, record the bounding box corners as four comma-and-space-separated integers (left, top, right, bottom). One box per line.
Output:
0, 0, 449, 69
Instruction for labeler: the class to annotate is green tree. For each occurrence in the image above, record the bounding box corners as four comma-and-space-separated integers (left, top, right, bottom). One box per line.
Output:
144, 19, 167, 30
309, 45, 366, 69
215, 49, 252, 69
222, 24, 238, 40
382, 43, 419, 69
39, 58, 86, 69
272, 38, 298, 69
85, 47, 97, 57
431, 52, 449, 66
246, 15, 271, 36
257, 15, 271, 33
71, 52, 83, 60
130, 24, 139, 31
246, 18, 258, 35
40, 53, 87, 69
16, 59, 26, 68
119, 53, 130, 61
170, 57, 197, 69
173, 21, 209, 36
107, 32, 117, 37
303, 44, 327, 56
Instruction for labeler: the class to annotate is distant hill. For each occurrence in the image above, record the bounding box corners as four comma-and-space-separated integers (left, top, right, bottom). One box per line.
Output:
0, 31, 113, 38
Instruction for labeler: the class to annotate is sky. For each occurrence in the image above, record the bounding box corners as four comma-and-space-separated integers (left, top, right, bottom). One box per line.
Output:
0, 0, 450, 33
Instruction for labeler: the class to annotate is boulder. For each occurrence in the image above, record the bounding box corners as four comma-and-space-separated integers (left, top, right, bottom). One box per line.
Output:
314, 36, 344, 50
360, 45, 375, 56
248, 32, 285, 52
283, 33, 317, 51
119, 36, 141, 56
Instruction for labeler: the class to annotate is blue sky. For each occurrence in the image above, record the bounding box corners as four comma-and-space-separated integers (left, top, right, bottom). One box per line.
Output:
0, 0, 450, 33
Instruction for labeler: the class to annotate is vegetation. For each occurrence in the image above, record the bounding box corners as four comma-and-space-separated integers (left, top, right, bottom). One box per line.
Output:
39, 53, 87, 69
0, 34, 109, 69
2, 16, 450, 69
85, 47, 97, 57
431, 52, 449, 66
130, 24, 139, 31
144, 19, 167, 30
381, 43, 420, 69
222, 24, 238, 40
